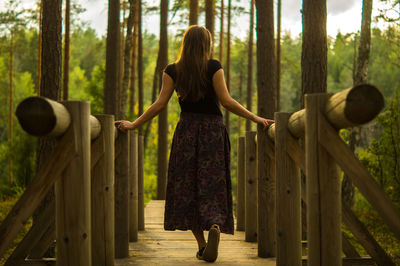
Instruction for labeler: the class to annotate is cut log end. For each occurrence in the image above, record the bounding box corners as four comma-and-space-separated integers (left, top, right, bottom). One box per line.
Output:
16, 97, 66, 137
344, 84, 384, 125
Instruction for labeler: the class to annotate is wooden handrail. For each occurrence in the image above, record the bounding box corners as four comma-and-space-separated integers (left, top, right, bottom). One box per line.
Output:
16, 96, 101, 139
268, 84, 384, 140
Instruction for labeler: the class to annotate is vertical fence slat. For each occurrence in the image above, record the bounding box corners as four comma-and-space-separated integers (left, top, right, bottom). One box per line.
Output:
91, 115, 115, 266
129, 131, 139, 242
245, 131, 257, 242
305, 94, 341, 266
138, 135, 145, 230
236, 136, 245, 231
275, 112, 301, 266
257, 129, 276, 257
114, 131, 130, 258
56, 101, 91, 266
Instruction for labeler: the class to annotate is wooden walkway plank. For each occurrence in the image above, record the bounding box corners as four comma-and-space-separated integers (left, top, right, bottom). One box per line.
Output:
115, 200, 276, 265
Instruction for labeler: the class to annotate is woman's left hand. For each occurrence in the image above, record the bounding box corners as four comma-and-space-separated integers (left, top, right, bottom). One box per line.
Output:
115, 120, 135, 132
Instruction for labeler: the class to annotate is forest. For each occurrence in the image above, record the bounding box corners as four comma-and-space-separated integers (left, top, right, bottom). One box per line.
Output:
0, 0, 399, 263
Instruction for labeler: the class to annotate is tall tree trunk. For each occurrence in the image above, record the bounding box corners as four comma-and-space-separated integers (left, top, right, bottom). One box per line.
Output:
205, 0, 214, 56
129, 0, 139, 116
276, 0, 281, 111
104, 0, 121, 117
34, 0, 62, 236
9, 30, 14, 184
225, 0, 231, 134
138, 0, 143, 135
238, 68, 243, 135
120, 1, 127, 87
301, 0, 327, 105
255, 0, 276, 257
63, 0, 70, 101
189, 0, 198, 25
219, 0, 224, 62
157, 0, 169, 200
343, 0, 373, 207
143, 67, 158, 150
120, 0, 136, 119
246, 0, 254, 132
36, 0, 42, 95
355, 0, 373, 86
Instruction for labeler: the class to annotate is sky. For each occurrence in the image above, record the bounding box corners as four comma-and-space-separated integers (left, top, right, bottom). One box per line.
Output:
1, 0, 397, 39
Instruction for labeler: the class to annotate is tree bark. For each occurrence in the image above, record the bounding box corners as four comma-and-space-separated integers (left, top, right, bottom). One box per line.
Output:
62, 0, 70, 101
225, 0, 231, 134
301, 0, 327, 106
189, 0, 198, 25
276, 0, 281, 111
144, 63, 159, 150
343, 0, 373, 207
205, 0, 214, 56
246, 0, 254, 132
104, 0, 121, 117
9, 30, 14, 184
129, 0, 139, 116
138, 0, 143, 135
157, 0, 169, 200
219, 0, 224, 62
34, 0, 62, 241
255, 0, 276, 257
355, 0, 373, 86
120, 0, 136, 119
36, 1, 43, 95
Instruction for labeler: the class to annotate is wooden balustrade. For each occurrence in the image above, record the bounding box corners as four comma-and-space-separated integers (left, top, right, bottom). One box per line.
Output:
2, 83, 397, 266
234, 85, 397, 265
1, 97, 144, 265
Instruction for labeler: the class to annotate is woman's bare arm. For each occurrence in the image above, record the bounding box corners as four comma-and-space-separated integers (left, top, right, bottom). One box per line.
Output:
116, 73, 175, 131
213, 69, 274, 129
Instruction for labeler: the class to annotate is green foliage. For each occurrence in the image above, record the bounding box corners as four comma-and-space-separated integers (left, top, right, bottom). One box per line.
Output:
358, 92, 400, 202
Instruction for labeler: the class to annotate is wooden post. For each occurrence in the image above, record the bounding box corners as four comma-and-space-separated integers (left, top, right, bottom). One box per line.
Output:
275, 112, 301, 265
56, 101, 91, 266
305, 94, 341, 266
257, 129, 276, 257
91, 115, 115, 266
138, 135, 145, 230
129, 131, 139, 242
236, 136, 245, 231
114, 130, 130, 258
245, 131, 257, 242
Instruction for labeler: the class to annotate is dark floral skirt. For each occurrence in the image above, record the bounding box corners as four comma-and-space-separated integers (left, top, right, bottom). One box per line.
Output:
164, 112, 234, 234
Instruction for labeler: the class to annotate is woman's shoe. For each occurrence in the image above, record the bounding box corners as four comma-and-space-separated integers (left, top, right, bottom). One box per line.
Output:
196, 247, 205, 260
202, 224, 220, 262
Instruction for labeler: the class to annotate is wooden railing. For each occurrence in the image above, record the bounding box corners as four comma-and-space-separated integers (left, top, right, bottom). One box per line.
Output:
1, 84, 398, 266
236, 84, 399, 265
0, 97, 144, 266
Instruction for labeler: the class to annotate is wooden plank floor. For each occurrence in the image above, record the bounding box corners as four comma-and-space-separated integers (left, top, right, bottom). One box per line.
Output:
115, 200, 276, 265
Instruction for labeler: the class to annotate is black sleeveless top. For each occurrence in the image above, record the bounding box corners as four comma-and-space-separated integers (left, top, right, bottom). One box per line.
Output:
164, 59, 223, 116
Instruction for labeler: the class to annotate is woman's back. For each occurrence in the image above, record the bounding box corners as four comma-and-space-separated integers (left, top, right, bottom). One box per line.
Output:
164, 59, 223, 116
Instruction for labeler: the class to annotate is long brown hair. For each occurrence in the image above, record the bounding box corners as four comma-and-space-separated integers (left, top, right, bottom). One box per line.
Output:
175, 25, 212, 101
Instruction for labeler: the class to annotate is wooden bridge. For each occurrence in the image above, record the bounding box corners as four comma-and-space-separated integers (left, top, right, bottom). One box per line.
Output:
0, 84, 399, 266
115, 200, 275, 265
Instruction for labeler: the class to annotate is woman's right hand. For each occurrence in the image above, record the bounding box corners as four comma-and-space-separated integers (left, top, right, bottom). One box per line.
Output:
253, 116, 274, 131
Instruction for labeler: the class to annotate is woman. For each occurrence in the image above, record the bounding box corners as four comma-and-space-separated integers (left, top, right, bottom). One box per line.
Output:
116, 25, 273, 262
